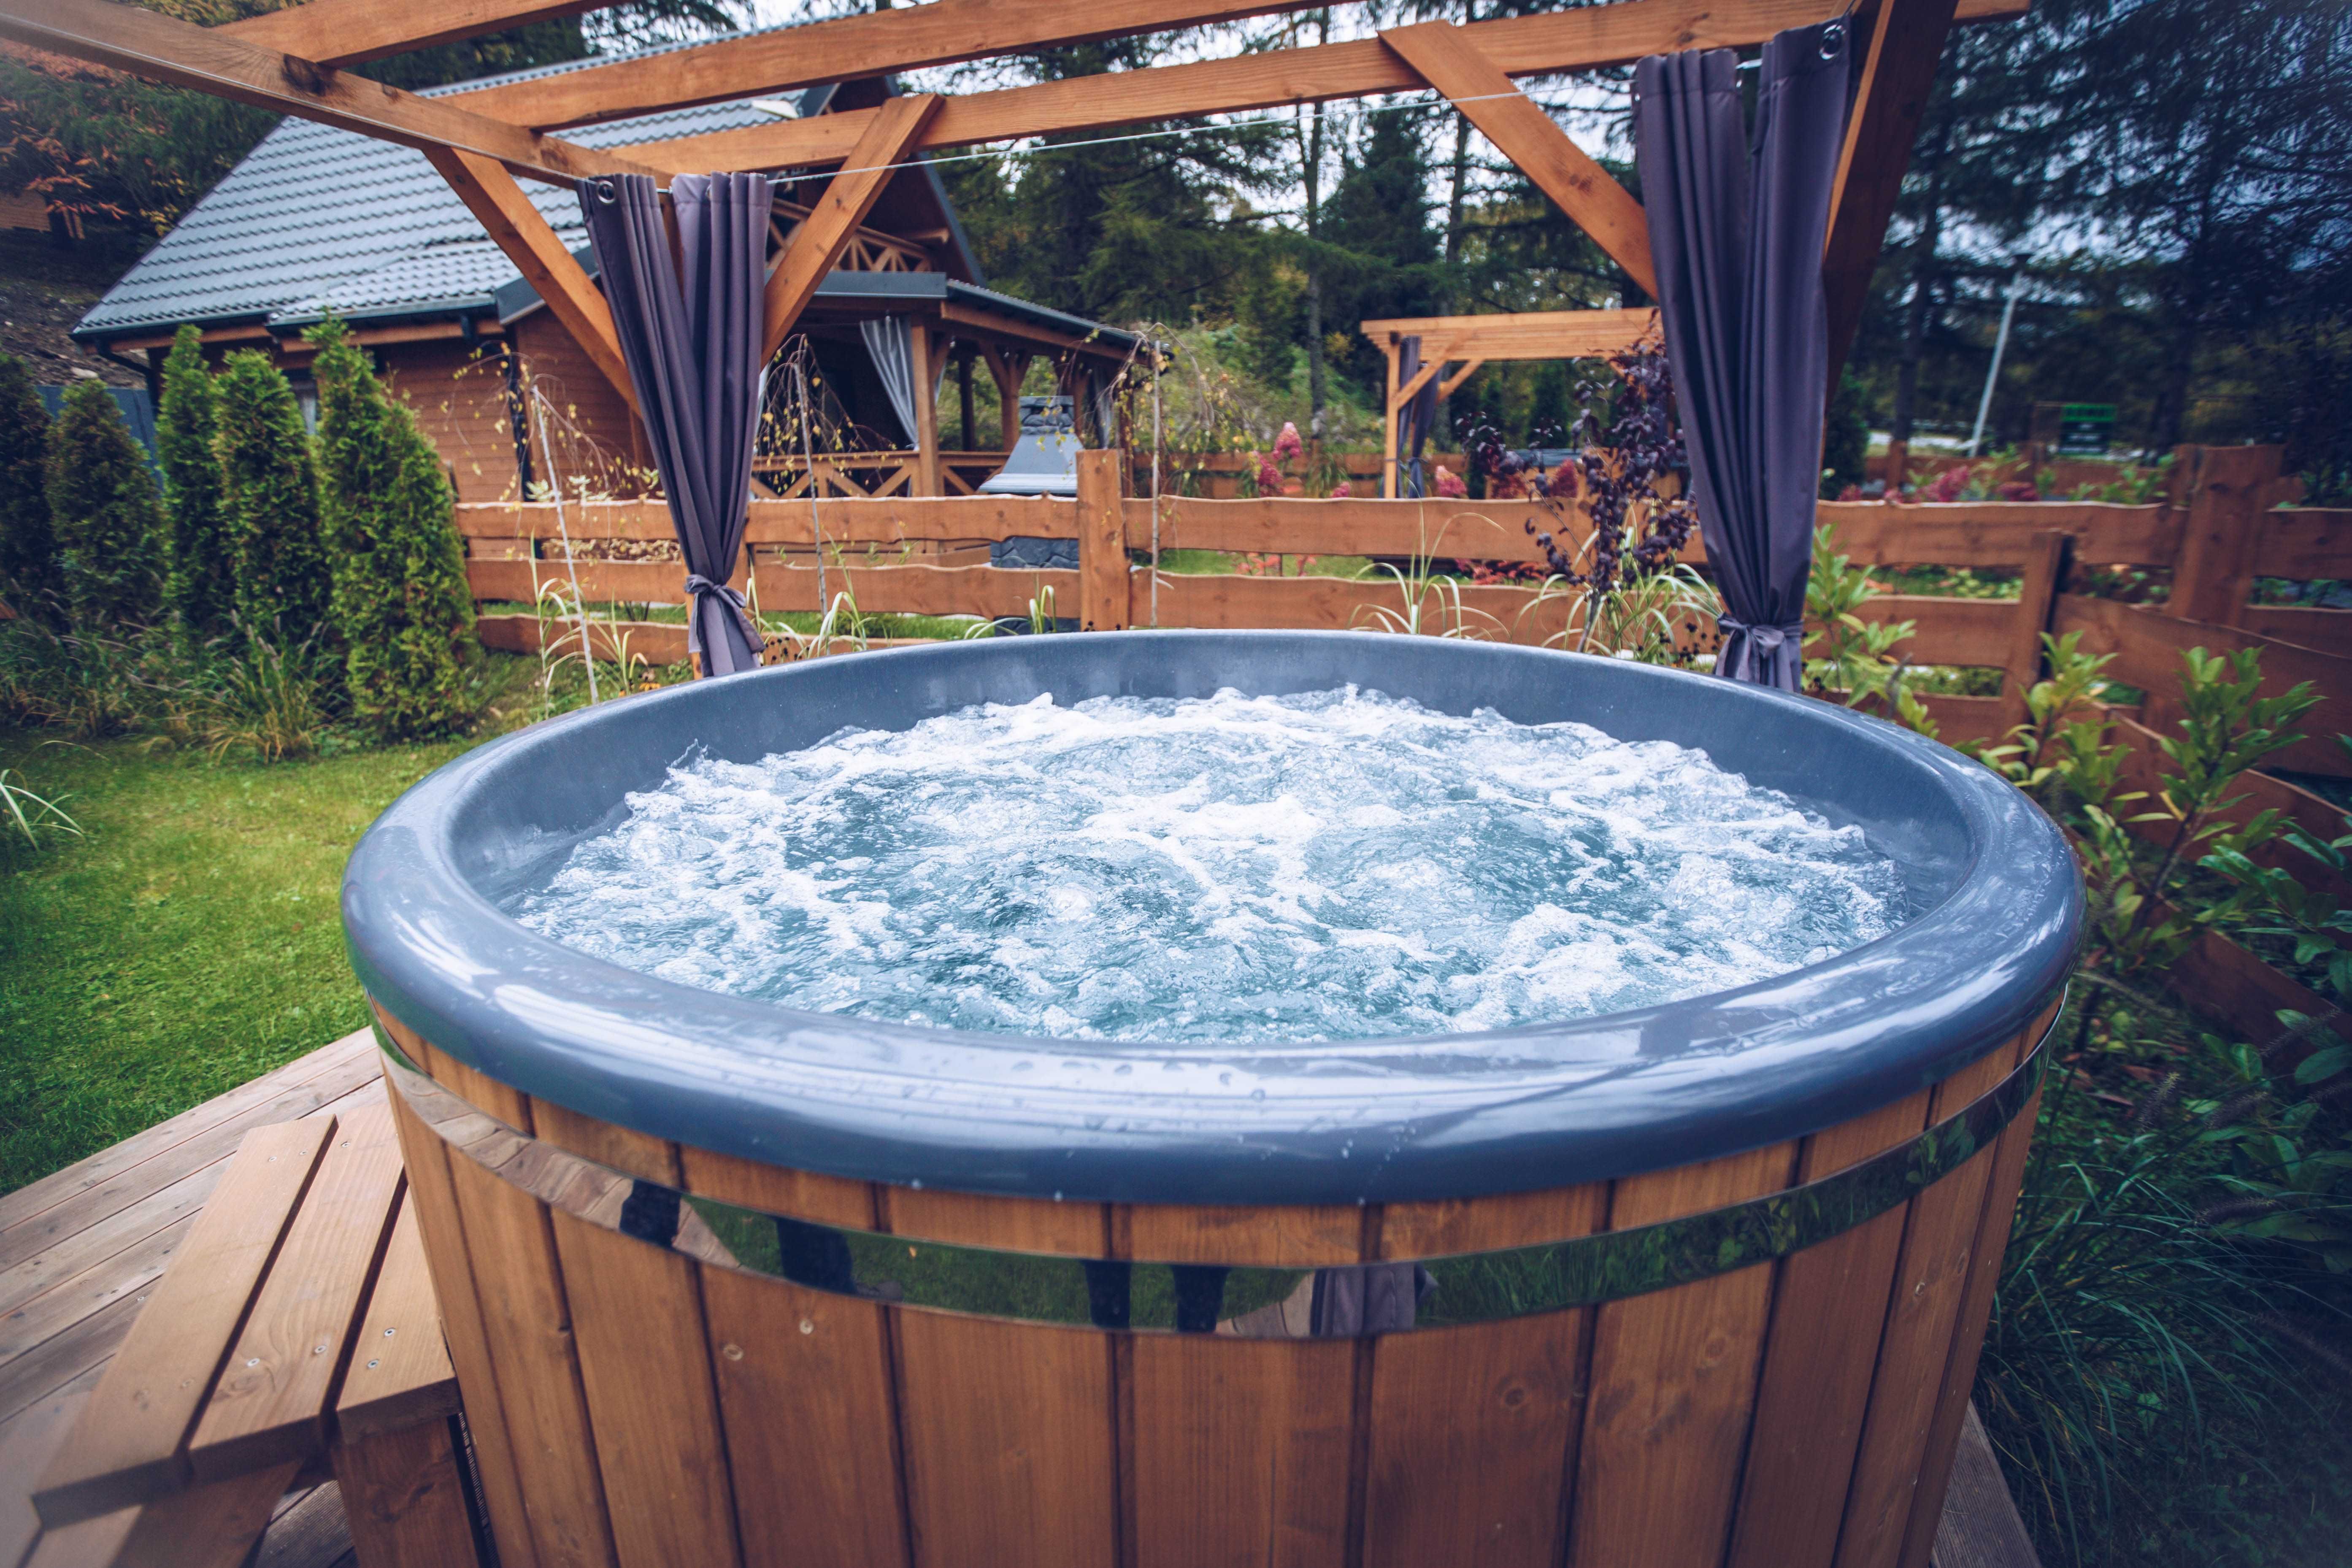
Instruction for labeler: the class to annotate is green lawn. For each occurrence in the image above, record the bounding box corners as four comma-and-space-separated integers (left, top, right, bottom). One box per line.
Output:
0, 727, 492, 1191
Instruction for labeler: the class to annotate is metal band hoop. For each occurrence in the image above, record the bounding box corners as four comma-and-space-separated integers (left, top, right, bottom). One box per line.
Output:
380, 1016, 2049, 1339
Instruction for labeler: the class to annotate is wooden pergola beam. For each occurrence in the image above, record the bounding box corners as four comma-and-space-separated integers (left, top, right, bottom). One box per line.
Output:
761, 95, 943, 363
619, 0, 2022, 177
1360, 307, 1657, 362
452, 0, 1309, 132
218, 0, 606, 70
425, 147, 639, 415
1380, 22, 1655, 298
0, 0, 655, 188
1823, 0, 1963, 382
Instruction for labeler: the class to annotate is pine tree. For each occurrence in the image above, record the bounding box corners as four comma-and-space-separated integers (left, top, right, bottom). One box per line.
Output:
214, 349, 335, 650
45, 378, 164, 629
158, 325, 236, 644
306, 317, 476, 739
0, 351, 58, 621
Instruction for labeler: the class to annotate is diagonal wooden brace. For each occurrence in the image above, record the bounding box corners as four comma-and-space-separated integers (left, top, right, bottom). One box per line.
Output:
761, 93, 944, 364
1379, 21, 1656, 300
427, 146, 640, 417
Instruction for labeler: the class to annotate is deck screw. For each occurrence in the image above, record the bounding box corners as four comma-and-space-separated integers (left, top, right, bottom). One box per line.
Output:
367, 1359, 380, 1370
246, 1358, 260, 1368
384, 1327, 395, 1336
799, 1320, 814, 1336
722, 1343, 745, 1361
313, 1343, 328, 1355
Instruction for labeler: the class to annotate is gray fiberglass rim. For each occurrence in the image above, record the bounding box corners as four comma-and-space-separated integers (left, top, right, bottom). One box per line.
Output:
342, 630, 2083, 1206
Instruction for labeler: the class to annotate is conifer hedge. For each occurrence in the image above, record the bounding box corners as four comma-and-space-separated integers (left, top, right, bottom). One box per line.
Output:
306, 317, 476, 738
46, 378, 163, 628
0, 352, 57, 621
157, 325, 236, 645
214, 349, 335, 652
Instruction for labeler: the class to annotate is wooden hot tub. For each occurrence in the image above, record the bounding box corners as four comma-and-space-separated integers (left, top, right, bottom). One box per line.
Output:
346, 633, 2079, 1568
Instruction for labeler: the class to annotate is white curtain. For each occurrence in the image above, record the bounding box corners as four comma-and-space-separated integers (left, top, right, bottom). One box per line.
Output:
859, 316, 919, 445
859, 316, 954, 448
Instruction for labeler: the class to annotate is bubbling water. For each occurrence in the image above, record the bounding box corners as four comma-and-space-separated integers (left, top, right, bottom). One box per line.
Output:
505, 686, 1909, 1043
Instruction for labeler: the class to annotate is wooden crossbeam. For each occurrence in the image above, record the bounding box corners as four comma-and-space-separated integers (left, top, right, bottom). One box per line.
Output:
1360, 307, 1657, 362
1379, 22, 1655, 298
218, 0, 605, 70
620, 0, 2022, 178
426, 146, 640, 414
453, 0, 1310, 132
0, 0, 655, 188
1823, 0, 1964, 382
762, 95, 944, 363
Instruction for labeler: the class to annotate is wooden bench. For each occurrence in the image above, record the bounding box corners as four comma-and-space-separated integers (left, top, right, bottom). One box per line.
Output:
22, 1105, 480, 1568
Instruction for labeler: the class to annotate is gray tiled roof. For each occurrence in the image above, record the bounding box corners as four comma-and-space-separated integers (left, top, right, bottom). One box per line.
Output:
72, 24, 826, 341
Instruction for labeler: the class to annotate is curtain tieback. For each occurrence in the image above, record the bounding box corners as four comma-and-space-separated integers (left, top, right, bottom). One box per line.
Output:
681, 573, 749, 612
1717, 614, 1804, 652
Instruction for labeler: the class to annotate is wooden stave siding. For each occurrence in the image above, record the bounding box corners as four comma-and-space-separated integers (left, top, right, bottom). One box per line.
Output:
377, 1000, 2053, 1568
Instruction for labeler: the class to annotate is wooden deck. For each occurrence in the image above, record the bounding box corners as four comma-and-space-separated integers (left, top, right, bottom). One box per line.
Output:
0, 1024, 2042, 1568
1, 1029, 383, 1568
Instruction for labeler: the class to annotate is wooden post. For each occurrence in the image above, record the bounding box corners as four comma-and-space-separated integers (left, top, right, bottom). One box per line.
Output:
911, 321, 941, 497
2166, 444, 2284, 628
957, 352, 976, 451
1077, 448, 1127, 632
334, 1418, 486, 1568
1884, 438, 1909, 494
2001, 529, 2071, 729
1381, 339, 1401, 499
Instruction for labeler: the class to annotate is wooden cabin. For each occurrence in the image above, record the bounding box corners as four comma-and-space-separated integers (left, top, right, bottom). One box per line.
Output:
70, 48, 1138, 504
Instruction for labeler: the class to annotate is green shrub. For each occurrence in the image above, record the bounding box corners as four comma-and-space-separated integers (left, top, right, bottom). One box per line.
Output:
0, 352, 59, 620
306, 316, 476, 740
213, 349, 334, 652
45, 378, 164, 629
157, 325, 235, 645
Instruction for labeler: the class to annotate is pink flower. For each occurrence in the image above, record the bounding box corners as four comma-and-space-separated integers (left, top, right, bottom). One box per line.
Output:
1271, 421, 1303, 465
1433, 465, 1468, 499
1256, 455, 1284, 495
1330, 481, 1351, 498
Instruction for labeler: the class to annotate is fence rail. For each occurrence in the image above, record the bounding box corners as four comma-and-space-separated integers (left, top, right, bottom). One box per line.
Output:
461, 444, 2351, 791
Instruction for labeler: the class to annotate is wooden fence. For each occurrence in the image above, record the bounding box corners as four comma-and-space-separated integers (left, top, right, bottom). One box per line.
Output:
460, 443, 2349, 803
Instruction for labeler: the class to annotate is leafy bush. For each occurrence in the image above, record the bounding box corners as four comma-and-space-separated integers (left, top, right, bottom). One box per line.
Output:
0, 351, 58, 620
157, 325, 235, 645
45, 378, 164, 629
1983, 1000, 2352, 1567
306, 316, 477, 740
214, 349, 335, 654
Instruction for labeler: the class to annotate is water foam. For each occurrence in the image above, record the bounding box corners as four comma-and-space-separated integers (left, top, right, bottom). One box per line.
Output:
505, 686, 1909, 1043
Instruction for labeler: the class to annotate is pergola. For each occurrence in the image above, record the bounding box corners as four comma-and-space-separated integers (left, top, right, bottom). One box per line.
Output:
1363, 307, 1661, 496
0, 0, 2022, 483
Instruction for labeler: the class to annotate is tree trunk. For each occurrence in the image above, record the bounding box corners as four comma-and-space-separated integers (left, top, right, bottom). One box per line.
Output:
1890, 201, 1942, 445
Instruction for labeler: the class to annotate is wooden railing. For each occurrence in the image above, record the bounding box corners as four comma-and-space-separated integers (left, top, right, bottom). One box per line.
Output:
458, 444, 2351, 798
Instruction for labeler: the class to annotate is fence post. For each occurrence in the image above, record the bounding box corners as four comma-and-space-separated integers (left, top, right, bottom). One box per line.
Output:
1077, 448, 1128, 632
2166, 444, 2284, 627
2001, 529, 2073, 728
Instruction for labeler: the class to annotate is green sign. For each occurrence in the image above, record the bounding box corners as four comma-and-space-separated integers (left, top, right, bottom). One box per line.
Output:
2058, 403, 2116, 456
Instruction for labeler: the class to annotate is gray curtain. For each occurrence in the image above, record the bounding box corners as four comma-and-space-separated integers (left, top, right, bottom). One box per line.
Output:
577, 171, 770, 677
859, 315, 921, 446
1634, 21, 1851, 689
1395, 335, 1440, 499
